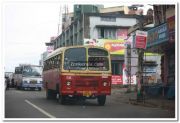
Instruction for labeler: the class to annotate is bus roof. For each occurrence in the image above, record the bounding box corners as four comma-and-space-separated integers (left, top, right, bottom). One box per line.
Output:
45, 45, 108, 61
18, 64, 42, 67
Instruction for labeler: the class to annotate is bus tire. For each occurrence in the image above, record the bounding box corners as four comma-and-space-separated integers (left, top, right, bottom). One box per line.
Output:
97, 95, 106, 106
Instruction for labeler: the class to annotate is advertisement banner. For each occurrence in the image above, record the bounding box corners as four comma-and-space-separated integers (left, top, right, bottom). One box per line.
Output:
147, 23, 169, 47
122, 67, 137, 85
135, 30, 147, 49
112, 75, 123, 85
84, 39, 125, 55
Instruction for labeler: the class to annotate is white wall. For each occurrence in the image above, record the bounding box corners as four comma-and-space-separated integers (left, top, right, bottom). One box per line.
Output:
89, 16, 138, 39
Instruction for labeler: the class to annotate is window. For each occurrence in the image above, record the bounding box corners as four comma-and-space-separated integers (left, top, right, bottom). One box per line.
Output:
23, 66, 42, 76
15, 67, 22, 74
43, 54, 62, 71
98, 28, 117, 39
88, 48, 109, 71
101, 17, 116, 22
64, 48, 86, 70
88, 48, 108, 56
100, 28, 104, 38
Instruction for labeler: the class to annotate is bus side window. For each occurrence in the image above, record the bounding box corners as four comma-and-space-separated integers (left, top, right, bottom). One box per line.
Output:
53, 56, 56, 68
47, 59, 50, 70
55, 56, 58, 68
50, 58, 53, 69
51, 57, 54, 68
58, 55, 62, 70
43, 61, 47, 71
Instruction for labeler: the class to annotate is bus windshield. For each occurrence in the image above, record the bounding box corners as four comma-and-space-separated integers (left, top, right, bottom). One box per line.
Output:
22, 66, 42, 77
88, 48, 109, 71
63, 47, 109, 71
64, 48, 86, 70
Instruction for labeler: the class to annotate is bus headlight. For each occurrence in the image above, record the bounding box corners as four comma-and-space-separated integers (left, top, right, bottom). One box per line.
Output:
66, 81, 71, 86
103, 82, 108, 86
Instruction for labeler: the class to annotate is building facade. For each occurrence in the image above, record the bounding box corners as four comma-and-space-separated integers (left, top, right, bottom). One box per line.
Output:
146, 5, 175, 86
145, 5, 175, 98
53, 11, 139, 84
45, 5, 160, 85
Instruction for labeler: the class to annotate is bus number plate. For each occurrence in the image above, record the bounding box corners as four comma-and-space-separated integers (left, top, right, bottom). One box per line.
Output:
83, 91, 92, 97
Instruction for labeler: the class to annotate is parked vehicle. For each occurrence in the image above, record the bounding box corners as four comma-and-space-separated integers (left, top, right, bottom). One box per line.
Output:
14, 64, 43, 91
43, 45, 112, 105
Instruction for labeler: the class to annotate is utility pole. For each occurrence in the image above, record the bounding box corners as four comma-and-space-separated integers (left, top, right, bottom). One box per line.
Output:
128, 12, 152, 102
137, 48, 144, 101
126, 44, 132, 92
136, 15, 145, 102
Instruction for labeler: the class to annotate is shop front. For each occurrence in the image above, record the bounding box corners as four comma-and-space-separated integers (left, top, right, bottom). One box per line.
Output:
146, 19, 175, 98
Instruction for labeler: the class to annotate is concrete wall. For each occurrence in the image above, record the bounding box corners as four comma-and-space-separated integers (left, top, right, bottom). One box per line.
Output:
89, 16, 138, 39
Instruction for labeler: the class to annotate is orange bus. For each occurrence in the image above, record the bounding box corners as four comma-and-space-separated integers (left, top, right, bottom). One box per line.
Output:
43, 46, 111, 105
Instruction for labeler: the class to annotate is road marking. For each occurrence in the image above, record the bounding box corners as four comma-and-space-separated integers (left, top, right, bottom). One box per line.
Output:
25, 100, 56, 118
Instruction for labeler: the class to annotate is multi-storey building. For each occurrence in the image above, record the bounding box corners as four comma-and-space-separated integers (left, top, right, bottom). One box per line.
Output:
51, 5, 143, 84
144, 5, 175, 98
146, 5, 175, 86
44, 5, 158, 85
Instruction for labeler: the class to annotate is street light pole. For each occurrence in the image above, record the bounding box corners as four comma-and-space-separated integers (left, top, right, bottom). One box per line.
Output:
137, 15, 145, 102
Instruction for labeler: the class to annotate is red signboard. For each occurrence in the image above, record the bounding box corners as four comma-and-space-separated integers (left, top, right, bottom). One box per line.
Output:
135, 36, 147, 49
112, 75, 123, 84
135, 30, 147, 49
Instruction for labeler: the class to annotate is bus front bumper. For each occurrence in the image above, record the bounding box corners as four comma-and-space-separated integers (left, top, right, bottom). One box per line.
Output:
61, 90, 111, 97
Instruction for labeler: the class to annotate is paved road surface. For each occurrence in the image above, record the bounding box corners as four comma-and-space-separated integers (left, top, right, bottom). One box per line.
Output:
5, 88, 174, 119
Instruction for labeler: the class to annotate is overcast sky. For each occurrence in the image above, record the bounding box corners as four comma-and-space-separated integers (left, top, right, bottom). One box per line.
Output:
3, 2, 153, 72
3, 2, 62, 72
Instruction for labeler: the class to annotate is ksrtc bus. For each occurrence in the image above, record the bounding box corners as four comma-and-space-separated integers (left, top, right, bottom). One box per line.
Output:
43, 46, 112, 105
14, 64, 43, 91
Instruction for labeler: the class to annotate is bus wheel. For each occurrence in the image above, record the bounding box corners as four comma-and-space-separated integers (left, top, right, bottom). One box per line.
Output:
97, 95, 106, 106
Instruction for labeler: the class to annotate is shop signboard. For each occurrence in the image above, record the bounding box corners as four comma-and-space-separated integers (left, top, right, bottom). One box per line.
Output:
135, 30, 147, 49
147, 23, 169, 48
84, 39, 125, 55
112, 75, 123, 84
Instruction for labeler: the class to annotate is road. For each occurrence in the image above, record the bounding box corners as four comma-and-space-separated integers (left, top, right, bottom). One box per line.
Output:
5, 88, 174, 118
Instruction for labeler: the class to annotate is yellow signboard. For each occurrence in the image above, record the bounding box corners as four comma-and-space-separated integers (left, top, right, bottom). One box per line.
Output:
84, 39, 161, 56
84, 39, 125, 55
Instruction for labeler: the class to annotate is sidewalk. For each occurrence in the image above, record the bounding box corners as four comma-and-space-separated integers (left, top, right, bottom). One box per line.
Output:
111, 88, 175, 111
